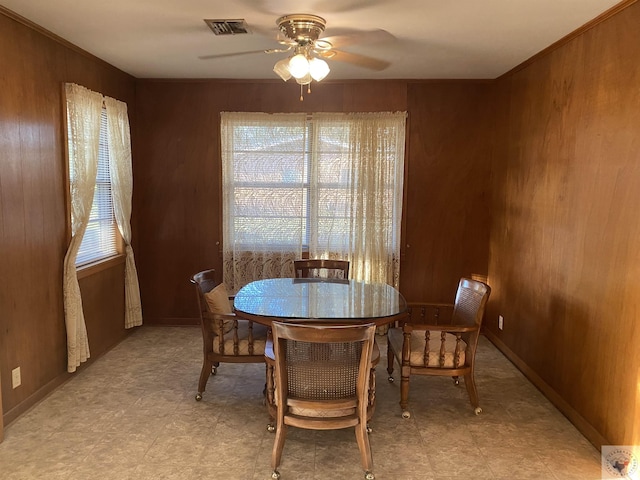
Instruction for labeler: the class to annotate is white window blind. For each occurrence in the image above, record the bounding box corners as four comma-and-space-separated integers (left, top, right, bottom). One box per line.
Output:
70, 109, 118, 266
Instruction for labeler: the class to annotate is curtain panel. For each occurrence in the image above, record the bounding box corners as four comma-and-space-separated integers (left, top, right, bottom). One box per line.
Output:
63, 83, 103, 373
221, 113, 307, 292
104, 97, 143, 329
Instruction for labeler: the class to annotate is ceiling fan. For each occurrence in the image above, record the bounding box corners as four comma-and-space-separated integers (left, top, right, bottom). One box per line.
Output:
200, 14, 394, 99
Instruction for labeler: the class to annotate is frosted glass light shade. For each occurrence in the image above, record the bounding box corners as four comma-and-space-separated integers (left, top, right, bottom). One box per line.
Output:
273, 58, 292, 81
309, 58, 330, 81
288, 54, 310, 79
294, 73, 312, 85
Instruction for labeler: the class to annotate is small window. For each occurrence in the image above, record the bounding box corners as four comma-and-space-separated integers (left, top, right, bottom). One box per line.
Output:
68, 109, 118, 266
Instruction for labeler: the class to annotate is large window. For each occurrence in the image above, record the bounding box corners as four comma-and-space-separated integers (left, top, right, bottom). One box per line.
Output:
221, 112, 406, 292
68, 109, 118, 266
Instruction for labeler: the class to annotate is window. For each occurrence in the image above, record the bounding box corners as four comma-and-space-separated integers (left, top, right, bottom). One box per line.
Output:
221, 112, 406, 291
68, 108, 118, 266
229, 118, 308, 248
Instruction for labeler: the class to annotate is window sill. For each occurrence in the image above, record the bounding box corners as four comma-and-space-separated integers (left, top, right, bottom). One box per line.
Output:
77, 254, 126, 279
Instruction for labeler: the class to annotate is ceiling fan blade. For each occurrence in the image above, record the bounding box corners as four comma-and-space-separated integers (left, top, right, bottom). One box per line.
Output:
321, 29, 395, 49
198, 50, 269, 60
320, 29, 396, 48
323, 49, 390, 71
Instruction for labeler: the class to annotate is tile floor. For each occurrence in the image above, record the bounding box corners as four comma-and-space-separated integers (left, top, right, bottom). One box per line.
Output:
0, 327, 602, 479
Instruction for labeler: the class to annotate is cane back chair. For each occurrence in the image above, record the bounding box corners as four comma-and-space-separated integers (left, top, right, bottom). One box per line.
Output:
265, 334, 380, 430
387, 278, 491, 418
191, 269, 269, 401
268, 322, 377, 480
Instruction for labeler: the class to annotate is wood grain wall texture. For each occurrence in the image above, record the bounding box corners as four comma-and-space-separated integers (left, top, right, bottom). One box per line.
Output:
132, 80, 492, 325
0, 10, 135, 425
486, 2, 640, 447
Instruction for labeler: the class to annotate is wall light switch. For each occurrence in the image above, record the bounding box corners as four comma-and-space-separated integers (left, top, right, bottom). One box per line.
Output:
498, 315, 504, 330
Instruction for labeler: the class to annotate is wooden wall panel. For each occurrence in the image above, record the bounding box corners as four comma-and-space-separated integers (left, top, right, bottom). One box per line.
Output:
401, 82, 493, 302
133, 79, 491, 325
486, 2, 640, 447
0, 9, 135, 425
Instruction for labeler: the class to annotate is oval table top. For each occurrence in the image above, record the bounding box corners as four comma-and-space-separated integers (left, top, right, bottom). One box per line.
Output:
233, 278, 407, 327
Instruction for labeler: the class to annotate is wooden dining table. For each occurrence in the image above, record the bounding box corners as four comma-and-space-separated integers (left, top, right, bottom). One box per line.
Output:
233, 277, 407, 327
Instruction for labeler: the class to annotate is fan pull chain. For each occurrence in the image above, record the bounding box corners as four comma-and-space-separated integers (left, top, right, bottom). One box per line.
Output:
299, 83, 313, 102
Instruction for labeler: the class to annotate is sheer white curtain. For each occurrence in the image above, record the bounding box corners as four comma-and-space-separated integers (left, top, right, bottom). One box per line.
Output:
105, 96, 143, 329
221, 112, 307, 292
311, 112, 406, 287
63, 83, 102, 373
221, 111, 406, 293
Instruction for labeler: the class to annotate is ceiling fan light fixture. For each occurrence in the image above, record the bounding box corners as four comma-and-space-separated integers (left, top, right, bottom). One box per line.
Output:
273, 58, 292, 81
288, 53, 310, 79
309, 57, 330, 82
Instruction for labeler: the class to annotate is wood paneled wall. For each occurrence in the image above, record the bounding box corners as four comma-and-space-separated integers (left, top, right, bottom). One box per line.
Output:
132, 80, 492, 324
0, 9, 135, 427
486, 1, 640, 447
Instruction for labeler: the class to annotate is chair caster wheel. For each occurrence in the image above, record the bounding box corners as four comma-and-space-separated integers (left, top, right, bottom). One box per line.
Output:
271, 470, 280, 479
401, 410, 410, 419
388, 376, 394, 383
453, 377, 460, 386
211, 366, 217, 376
366, 425, 373, 434
267, 423, 276, 433
474, 407, 482, 415
195, 393, 202, 401
365, 471, 375, 479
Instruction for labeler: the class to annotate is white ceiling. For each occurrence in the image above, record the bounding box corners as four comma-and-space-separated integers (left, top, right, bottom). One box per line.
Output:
2, 0, 622, 80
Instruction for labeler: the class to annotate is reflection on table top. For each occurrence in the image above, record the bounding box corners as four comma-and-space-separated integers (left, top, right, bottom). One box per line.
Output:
233, 278, 407, 325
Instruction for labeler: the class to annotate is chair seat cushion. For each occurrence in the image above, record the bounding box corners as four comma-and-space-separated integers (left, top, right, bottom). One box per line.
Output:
213, 320, 269, 355
388, 327, 467, 368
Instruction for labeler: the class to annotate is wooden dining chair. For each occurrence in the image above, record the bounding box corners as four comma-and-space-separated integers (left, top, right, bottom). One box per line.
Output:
387, 278, 491, 418
265, 331, 380, 431
190, 269, 269, 401
293, 259, 350, 279
267, 322, 377, 480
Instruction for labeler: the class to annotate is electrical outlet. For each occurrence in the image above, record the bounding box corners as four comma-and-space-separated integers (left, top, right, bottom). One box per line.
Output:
498, 315, 504, 330
12, 366, 21, 388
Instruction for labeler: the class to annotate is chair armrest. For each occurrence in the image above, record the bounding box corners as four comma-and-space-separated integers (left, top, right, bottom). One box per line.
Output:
407, 302, 454, 309
203, 311, 236, 322
403, 323, 478, 334
202, 311, 237, 337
